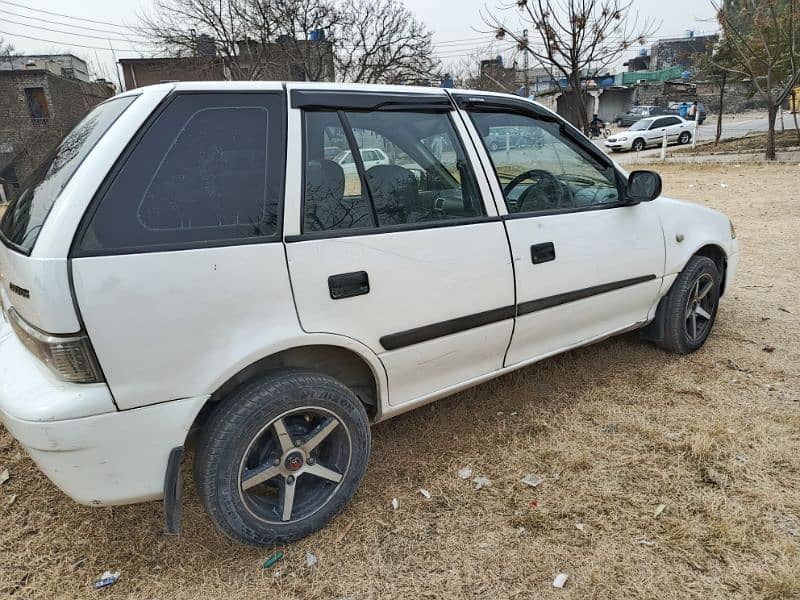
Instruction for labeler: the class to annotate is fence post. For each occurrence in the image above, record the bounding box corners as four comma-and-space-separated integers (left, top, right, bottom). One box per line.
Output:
660, 129, 667, 161
692, 120, 698, 150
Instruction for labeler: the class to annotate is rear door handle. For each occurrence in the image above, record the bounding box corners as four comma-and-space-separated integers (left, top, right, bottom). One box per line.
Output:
530, 242, 556, 264
328, 271, 370, 299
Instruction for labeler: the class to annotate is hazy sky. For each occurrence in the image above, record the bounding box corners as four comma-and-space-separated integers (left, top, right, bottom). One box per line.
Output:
1, 0, 719, 86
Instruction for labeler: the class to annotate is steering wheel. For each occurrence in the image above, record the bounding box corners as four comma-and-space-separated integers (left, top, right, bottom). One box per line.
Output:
503, 169, 573, 213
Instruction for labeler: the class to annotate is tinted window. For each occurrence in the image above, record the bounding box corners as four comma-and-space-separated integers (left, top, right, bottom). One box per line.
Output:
303, 110, 484, 233
0, 96, 136, 254
470, 111, 620, 214
662, 117, 681, 126
78, 93, 284, 253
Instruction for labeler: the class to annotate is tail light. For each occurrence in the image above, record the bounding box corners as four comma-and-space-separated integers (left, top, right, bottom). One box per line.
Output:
5, 307, 104, 383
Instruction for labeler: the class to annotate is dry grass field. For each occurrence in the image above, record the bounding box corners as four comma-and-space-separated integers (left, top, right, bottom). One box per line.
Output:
1, 164, 799, 599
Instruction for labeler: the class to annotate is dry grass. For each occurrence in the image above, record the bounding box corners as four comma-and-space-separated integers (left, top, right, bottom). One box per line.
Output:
2, 164, 800, 599
681, 130, 800, 154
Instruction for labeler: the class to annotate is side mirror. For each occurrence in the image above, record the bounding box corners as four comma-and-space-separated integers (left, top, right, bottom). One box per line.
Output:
625, 170, 662, 203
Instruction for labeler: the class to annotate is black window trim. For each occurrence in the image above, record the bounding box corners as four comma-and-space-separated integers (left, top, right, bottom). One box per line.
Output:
69, 89, 287, 259
291, 89, 453, 112
457, 94, 631, 220
1, 94, 139, 257
293, 105, 496, 242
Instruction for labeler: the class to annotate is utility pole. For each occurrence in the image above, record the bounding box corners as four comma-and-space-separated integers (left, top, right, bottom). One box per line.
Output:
522, 28, 529, 97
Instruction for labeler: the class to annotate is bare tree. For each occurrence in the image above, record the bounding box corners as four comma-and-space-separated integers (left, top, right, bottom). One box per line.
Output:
139, 0, 437, 83
1, 35, 17, 70
334, 0, 438, 84
484, 0, 656, 133
712, 0, 800, 159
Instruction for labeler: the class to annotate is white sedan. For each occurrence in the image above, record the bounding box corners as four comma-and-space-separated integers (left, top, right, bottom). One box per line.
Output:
606, 115, 694, 152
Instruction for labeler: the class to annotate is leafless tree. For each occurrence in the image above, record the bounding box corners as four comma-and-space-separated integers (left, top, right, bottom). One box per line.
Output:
483, 0, 656, 133
333, 0, 438, 84
0, 35, 17, 70
712, 0, 800, 159
139, 0, 438, 83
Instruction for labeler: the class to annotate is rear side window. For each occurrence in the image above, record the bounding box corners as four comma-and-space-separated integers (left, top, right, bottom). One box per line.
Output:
0, 95, 136, 254
76, 93, 284, 255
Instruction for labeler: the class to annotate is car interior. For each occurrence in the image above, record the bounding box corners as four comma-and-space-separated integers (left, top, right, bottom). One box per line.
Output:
302, 110, 483, 232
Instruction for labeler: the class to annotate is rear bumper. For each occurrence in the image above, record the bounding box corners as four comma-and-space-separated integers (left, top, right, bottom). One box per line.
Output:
0, 321, 206, 505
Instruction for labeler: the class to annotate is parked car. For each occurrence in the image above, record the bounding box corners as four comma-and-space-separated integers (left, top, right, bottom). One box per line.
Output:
613, 105, 672, 127
333, 147, 389, 174
667, 102, 707, 125
0, 82, 738, 548
605, 115, 694, 152
484, 126, 542, 151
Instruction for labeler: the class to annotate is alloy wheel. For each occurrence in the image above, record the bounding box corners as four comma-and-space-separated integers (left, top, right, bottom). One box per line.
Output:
237, 407, 352, 524
684, 273, 716, 343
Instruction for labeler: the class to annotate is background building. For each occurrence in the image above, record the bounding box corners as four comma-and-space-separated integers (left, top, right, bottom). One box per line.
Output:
0, 63, 113, 202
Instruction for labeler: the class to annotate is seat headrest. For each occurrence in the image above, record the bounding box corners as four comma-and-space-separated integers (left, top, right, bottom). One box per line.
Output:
366, 164, 418, 226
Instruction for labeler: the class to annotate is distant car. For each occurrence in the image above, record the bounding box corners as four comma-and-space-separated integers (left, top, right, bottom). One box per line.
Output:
605, 115, 693, 152
613, 106, 672, 127
323, 145, 343, 160
334, 147, 389, 174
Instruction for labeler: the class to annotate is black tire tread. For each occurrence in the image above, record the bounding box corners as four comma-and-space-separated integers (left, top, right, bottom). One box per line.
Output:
657, 256, 720, 354
194, 371, 370, 547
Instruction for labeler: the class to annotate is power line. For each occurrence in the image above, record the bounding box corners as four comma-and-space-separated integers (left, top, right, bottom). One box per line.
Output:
0, 28, 150, 52
0, 17, 153, 44
0, 7, 148, 38
0, 0, 137, 31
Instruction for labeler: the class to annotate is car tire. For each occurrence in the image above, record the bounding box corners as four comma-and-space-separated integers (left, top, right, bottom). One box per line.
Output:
657, 256, 721, 355
489, 141, 499, 151
616, 119, 624, 127
679, 131, 691, 145
632, 138, 646, 152
194, 371, 371, 547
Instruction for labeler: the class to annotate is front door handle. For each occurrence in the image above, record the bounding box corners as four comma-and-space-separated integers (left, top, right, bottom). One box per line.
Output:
328, 271, 370, 299
530, 242, 556, 264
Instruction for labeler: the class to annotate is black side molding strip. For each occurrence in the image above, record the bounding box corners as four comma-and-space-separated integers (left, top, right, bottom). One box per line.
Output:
379, 274, 657, 351
517, 275, 656, 316
381, 305, 516, 351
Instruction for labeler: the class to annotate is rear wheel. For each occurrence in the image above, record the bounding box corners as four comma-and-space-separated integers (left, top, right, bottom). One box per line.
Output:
632, 138, 646, 152
658, 256, 720, 354
679, 131, 691, 145
616, 118, 624, 127
194, 371, 371, 547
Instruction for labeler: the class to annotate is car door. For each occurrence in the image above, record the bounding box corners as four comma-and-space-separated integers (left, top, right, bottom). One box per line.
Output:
646, 117, 670, 145
284, 90, 515, 406
660, 116, 683, 142
455, 95, 664, 366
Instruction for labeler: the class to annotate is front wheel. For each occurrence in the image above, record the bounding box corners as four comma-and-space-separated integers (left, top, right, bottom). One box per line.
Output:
658, 256, 721, 354
632, 138, 646, 152
194, 371, 371, 547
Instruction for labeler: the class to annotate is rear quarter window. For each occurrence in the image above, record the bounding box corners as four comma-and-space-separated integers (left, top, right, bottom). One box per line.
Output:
0, 95, 137, 254
75, 92, 285, 255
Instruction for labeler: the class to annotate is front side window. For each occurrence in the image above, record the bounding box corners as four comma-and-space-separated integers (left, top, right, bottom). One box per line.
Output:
302, 109, 484, 233
469, 111, 620, 215
78, 93, 284, 254
1, 95, 136, 254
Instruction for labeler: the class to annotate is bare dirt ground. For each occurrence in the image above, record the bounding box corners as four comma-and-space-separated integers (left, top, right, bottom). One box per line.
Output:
1, 164, 799, 599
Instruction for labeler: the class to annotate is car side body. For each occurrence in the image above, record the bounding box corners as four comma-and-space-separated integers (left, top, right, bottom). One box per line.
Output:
0, 82, 738, 544
605, 115, 695, 152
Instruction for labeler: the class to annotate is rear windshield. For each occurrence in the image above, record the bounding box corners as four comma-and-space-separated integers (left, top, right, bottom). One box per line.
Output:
0, 95, 136, 254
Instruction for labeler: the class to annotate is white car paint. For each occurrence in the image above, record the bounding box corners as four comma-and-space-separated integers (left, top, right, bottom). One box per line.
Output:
335, 147, 389, 174
0, 82, 738, 509
605, 116, 694, 152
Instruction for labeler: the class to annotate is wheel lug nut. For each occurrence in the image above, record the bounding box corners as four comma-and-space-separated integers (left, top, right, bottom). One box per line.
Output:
307, 457, 315, 465
286, 475, 295, 485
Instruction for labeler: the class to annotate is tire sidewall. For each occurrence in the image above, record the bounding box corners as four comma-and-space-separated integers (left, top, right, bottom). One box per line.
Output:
632, 138, 645, 152
663, 256, 721, 353
195, 372, 370, 547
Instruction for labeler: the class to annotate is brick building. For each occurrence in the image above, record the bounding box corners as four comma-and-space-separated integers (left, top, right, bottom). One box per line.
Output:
0, 68, 113, 202
119, 39, 335, 90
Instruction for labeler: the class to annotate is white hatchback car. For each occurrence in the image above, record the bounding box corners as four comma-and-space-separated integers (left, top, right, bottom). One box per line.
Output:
0, 82, 738, 547
606, 115, 694, 152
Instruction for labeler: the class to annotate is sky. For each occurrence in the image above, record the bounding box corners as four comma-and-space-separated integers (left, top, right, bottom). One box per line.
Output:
0, 0, 719, 89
